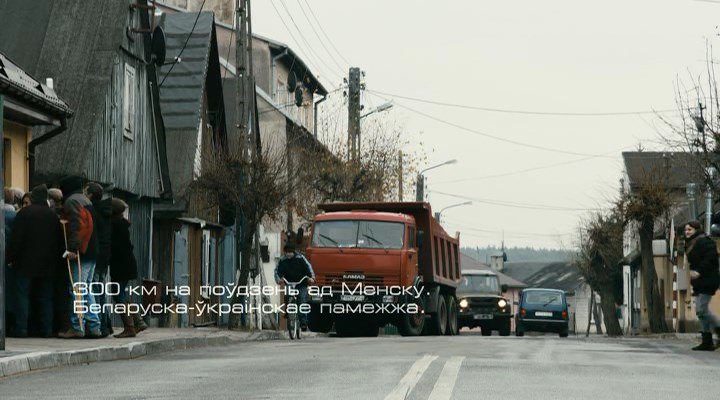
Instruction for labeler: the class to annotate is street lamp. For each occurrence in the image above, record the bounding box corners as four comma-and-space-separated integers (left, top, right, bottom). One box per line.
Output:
360, 101, 394, 119
416, 159, 458, 201
435, 201, 472, 223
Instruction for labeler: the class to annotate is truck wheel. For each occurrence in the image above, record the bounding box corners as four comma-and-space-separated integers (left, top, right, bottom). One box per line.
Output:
499, 318, 511, 336
445, 295, 458, 335
308, 305, 333, 333
398, 298, 425, 336
362, 322, 380, 337
428, 294, 448, 336
481, 328, 492, 336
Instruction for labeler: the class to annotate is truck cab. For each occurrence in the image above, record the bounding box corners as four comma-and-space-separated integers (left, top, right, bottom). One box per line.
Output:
456, 269, 512, 336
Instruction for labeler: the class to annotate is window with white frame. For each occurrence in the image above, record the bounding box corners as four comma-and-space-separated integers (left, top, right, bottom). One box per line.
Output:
123, 64, 136, 140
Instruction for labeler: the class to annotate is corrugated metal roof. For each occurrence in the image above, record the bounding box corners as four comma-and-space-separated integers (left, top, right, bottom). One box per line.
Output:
0, 52, 73, 117
623, 151, 703, 190
158, 11, 214, 199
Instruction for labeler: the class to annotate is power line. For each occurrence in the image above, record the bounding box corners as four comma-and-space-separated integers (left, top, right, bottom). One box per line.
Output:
431, 190, 606, 212
274, 0, 343, 81
160, 0, 208, 87
442, 218, 575, 238
367, 89, 679, 116
433, 147, 627, 184
299, 0, 352, 66
295, 0, 347, 72
366, 92, 617, 158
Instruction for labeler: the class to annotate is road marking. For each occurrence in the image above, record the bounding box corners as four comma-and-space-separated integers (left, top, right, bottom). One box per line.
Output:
428, 356, 465, 400
384, 354, 438, 400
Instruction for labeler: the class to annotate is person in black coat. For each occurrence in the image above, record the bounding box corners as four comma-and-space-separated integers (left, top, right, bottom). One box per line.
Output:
110, 198, 147, 337
86, 182, 114, 337
684, 220, 720, 351
7, 185, 63, 337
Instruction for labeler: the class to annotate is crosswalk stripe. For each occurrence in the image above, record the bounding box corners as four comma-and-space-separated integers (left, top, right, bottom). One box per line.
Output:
427, 356, 465, 400
384, 354, 438, 400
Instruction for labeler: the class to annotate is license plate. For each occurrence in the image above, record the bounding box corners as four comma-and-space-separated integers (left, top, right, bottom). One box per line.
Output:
474, 314, 493, 320
536, 311, 553, 317
341, 295, 365, 302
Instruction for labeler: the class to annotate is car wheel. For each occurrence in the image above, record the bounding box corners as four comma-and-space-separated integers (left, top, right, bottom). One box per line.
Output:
515, 323, 525, 337
559, 331, 569, 338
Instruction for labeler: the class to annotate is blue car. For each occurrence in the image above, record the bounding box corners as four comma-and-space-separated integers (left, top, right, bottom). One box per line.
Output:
515, 288, 569, 337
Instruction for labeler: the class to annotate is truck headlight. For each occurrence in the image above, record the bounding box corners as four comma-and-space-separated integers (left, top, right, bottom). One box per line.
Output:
498, 299, 507, 308
459, 299, 468, 309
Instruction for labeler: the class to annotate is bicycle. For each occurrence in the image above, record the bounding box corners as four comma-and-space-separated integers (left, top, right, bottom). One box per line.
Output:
283, 276, 309, 340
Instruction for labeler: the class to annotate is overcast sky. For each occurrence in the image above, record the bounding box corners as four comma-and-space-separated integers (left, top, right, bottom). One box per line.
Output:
249, 0, 720, 249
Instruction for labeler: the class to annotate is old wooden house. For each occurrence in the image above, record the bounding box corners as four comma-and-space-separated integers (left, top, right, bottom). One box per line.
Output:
152, 10, 232, 327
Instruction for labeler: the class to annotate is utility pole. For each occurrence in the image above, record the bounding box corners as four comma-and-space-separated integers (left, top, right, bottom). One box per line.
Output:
398, 151, 403, 201
347, 67, 361, 161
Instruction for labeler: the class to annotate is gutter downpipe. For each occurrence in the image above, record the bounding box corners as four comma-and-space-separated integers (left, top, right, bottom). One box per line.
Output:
28, 117, 67, 188
313, 93, 328, 138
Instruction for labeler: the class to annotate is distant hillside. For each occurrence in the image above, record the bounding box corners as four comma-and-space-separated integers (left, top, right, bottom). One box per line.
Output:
461, 246, 573, 263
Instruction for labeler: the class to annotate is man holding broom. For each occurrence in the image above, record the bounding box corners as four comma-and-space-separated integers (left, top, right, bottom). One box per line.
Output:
58, 176, 102, 338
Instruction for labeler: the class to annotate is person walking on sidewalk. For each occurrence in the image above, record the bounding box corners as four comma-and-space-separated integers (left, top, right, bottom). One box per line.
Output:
110, 198, 147, 338
684, 220, 720, 351
58, 176, 102, 339
7, 185, 63, 337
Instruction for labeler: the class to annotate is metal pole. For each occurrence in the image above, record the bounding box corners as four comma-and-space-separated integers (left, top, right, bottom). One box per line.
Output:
686, 183, 697, 220
398, 151, 403, 201
415, 174, 424, 202
705, 185, 712, 234
0, 94, 5, 350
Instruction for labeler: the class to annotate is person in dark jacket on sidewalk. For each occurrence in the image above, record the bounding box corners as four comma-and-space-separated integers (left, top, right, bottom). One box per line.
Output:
58, 176, 102, 338
110, 198, 147, 338
85, 182, 114, 337
7, 185, 63, 337
274, 243, 315, 330
684, 220, 720, 351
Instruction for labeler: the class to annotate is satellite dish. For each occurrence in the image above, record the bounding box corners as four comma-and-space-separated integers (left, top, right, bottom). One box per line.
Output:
287, 71, 297, 93
295, 88, 304, 107
151, 26, 166, 67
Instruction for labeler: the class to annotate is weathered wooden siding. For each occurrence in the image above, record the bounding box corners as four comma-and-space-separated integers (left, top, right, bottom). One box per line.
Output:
87, 53, 162, 197
128, 198, 153, 279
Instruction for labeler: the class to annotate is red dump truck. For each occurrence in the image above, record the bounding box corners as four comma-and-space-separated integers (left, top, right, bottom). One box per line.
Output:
304, 202, 461, 337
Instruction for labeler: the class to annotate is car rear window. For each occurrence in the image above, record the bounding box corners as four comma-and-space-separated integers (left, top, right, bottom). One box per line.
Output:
524, 291, 563, 305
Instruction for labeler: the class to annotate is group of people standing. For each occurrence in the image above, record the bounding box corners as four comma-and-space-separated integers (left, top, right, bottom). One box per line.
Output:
4, 176, 146, 339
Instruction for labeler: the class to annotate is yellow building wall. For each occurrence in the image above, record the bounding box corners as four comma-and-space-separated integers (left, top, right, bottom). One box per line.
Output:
2, 119, 30, 192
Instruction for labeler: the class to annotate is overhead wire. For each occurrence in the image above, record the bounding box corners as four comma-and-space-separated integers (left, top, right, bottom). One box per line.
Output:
296, 0, 348, 72
299, 0, 352, 66
431, 190, 607, 212
365, 91, 619, 158
367, 89, 679, 117
273, 0, 344, 82
159, 0, 208, 87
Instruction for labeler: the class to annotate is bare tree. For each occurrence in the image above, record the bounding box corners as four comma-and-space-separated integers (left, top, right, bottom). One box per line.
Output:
618, 170, 672, 333
576, 207, 625, 336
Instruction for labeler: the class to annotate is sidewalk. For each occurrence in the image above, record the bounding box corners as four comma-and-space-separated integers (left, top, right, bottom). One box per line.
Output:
0, 327, 296, 379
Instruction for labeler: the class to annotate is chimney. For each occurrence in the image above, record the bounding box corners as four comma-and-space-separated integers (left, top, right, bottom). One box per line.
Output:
45, 78, 54, 90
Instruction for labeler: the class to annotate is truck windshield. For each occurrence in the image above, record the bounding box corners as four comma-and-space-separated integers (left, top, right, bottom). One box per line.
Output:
458, 275, 500, 294
311, 220, 404, 249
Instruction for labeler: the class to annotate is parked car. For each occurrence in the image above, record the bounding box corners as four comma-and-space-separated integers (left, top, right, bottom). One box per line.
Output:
456, 269, 512, 336
515, 288, 569, 337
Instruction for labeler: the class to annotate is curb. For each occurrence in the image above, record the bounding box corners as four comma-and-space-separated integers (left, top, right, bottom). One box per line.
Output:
0, 330, 288, 379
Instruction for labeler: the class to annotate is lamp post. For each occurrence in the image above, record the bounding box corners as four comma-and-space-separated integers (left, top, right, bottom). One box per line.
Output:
360, 101, 393, 119
435, 201, 472, 223
416, 159, 457, 201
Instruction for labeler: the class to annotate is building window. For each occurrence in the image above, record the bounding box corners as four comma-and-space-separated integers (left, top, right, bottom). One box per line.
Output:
123, 64, 136, 140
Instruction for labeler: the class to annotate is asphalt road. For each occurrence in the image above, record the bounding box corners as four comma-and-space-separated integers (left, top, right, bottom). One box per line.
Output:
1, 331, 719, 400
